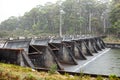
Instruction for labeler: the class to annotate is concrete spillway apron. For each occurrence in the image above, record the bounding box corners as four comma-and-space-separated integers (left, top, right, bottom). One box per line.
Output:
73, 48, 111, 72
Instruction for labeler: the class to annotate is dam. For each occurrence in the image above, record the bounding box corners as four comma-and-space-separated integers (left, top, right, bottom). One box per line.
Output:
0, 36, 120, 76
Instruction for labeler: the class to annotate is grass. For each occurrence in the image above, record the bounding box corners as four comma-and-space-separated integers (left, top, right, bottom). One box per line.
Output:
48, 64, 57, 74
0, 63, 119, 80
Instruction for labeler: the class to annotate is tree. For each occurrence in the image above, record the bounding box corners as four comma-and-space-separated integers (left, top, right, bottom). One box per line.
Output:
112, 0, 120, 5
110, 3, 120, 24
0, 0, 110, 37
0, 16, 19, 31
109, 1, 120, 36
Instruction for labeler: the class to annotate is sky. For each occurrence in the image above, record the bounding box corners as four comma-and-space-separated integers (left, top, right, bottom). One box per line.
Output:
0, 0, 58, 23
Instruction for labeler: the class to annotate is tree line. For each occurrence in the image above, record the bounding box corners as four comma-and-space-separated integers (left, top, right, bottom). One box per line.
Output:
0, 0, 111, 38
109, 0, 120, 37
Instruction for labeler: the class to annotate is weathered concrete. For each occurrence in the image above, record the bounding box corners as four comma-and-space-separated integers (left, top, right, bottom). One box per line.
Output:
28, 45, 63, 70
0, 36, 107, 71
49, 42, 77, 65
0, 48, 34, 68
63, 37, 87, 60
3, 39, 31, 52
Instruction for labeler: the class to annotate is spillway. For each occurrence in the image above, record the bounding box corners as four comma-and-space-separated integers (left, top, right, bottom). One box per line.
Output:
0, 35, 114, 76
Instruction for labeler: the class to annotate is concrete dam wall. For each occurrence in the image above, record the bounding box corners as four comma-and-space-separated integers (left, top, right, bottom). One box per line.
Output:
0, 36, 106, 70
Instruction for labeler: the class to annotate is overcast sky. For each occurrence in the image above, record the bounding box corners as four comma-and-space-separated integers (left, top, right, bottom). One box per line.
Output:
0, 0, 58, 23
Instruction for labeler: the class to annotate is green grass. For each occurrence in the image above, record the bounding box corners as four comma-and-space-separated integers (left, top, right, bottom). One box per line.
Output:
0, 63, 119, 80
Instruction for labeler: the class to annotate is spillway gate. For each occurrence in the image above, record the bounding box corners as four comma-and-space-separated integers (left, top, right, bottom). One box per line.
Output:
0, 36, 106, 70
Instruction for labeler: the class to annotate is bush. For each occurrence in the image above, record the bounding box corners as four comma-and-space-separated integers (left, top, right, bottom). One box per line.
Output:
48, 64, 57, 74
109, 74, 119, 80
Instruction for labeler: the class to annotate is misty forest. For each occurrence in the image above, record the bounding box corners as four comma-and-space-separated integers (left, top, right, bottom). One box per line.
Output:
0, 0, 119, 38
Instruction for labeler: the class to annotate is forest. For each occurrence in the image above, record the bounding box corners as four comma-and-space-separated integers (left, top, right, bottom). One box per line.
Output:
0, 0, 119, 38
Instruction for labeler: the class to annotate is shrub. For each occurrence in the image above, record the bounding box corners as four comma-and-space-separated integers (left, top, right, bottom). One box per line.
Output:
48, 64, 57, 74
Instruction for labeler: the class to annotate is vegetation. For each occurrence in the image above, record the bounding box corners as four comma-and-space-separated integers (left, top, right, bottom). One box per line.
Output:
0, 63, 119, 80
0, 0, 110, 38
0, 0, 120, 80
109, 0, 120, 37
0, 0, 119, 39
48, 64, 57, 74
104, 36, 120, 43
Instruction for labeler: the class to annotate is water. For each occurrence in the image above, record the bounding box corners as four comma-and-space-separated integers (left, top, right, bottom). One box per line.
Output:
63, 48, 120, 76
81, 49, 120, 76
0, 43, 4, 48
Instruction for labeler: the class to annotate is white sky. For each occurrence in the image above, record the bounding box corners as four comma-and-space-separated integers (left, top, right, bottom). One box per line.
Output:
0, 0, 58, 23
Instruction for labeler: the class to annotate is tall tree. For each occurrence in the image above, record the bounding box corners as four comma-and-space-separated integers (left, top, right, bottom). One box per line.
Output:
109, 1, 120, 36
0, 0, 110, 37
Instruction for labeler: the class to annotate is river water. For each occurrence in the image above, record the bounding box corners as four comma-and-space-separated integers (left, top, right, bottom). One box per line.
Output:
81, 49, 120, 76
63, 48, 120, 76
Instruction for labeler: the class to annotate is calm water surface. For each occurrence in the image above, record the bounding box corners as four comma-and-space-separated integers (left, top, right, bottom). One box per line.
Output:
81, 49, 120, 76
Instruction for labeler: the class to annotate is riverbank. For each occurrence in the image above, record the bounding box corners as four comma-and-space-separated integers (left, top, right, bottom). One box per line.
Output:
0, 63, 119, 80
104, 36, 120, 44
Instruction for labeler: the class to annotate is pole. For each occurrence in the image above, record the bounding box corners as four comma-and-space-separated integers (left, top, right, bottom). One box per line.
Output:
103, 18, 106, 34
59, 10, 62, 37
89, 13, 92, 34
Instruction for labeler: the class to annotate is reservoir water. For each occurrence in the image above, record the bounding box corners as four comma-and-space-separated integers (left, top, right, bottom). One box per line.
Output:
63, 48, 120, 76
